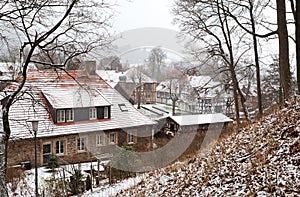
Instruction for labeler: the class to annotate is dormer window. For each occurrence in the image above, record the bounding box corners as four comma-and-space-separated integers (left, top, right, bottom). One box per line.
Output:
66, 109, 74, 122
57, 110, 65, 123
57, 109, 73, 123
89, 108, 97, 120
104, 107, 108, 118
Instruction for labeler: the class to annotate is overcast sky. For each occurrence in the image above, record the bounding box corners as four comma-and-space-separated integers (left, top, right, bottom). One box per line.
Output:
113, 0, 178, 32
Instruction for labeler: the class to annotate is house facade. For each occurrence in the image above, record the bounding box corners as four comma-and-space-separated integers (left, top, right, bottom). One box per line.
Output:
156, 75, 233, 115
3, 68, 155, 167
96, 67, 157, 105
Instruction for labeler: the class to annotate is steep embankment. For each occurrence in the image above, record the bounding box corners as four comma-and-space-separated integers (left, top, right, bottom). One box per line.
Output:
117, 96, 300, 196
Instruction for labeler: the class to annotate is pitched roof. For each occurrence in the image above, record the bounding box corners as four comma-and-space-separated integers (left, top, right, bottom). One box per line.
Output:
41, 87, 111, 109
170, 113, 233, 126
96, 67, 154, 88
2, 69, 155, 140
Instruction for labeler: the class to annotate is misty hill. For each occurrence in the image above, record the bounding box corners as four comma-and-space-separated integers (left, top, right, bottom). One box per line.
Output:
117, 96, 300, 196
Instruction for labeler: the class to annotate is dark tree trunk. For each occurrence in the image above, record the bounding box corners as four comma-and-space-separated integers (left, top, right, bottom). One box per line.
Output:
248, 0, 263, 115
276, 0, 292, 99
296, 1, 300, 93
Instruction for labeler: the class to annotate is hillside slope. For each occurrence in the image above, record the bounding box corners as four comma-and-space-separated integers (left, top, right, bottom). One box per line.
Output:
117, 96, 300, 196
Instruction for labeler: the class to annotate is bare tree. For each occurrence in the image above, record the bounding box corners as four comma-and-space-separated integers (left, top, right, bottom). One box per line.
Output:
148, 47, 166, 82
173, 0, 257, 125
289, 0, 300, 93
276, 0, 292, 99
0, 0, 114, 195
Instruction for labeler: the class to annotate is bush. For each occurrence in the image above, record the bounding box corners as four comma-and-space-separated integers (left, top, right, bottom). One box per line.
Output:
68, 169, 84, 195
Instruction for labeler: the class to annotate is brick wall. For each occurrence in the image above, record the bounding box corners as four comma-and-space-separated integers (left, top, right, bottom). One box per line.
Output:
7, 126, 153, 167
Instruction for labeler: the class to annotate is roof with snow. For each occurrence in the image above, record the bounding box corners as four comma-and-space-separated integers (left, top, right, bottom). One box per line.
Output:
2, 69, 155, 140
96, 67, 154, 88
170, 113, 233, 126
0, 62, 36, 80
41, 87, 111, 109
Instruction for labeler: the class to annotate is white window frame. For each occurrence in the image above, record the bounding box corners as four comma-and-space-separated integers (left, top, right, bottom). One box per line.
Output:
77, 137, 86, 152
104, 107, 109, 118
66, 109, 74, 122
128, 131, 135, 144
89, 108, 97, 120
109, 133, 117, 144
55, 140, 64, 155
96, 133, 105, 146
57, 110, 65, 123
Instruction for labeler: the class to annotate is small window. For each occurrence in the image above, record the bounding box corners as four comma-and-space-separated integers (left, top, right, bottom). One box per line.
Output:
118, 104, 128, 112
66, 109, 74, 122
57, 110, 65, 123
128, 131, 135, 144
55, 140, 64, 155
77, 137, 86, 151
104, 107, 109, 118
96, 134, 104, 146
109, 133, 116, 144
89, 108, 97, 120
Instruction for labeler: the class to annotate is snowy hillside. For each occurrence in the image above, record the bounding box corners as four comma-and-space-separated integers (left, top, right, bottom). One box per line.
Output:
117, 96, 300, 196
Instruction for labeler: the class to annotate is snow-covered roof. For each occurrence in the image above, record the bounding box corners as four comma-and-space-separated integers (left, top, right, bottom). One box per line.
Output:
0, 62, 36, 80
3, 70, 155, 140
170, 113, 233, 126
96, 67, 154, 88
188, 75, 212, 88
156, 75, 222, 98
42, 87, 111, 109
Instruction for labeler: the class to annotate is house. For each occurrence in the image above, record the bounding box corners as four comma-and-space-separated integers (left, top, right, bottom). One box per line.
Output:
2, 68, 155, 167
96, 67, 157, 105
156, 75, 233, 115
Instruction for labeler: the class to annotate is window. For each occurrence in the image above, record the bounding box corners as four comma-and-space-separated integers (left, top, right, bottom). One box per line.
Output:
55, 140, 64, 155
128, 131, 135, 144
66, 109, 74, 122
104, 107, 109, 118
109, 133, 116, 144
57, 110, 65, 123
89, 108, 97, 120
96, 134, 104, 146
77, 137, 86, 151
118, 104, 128, 112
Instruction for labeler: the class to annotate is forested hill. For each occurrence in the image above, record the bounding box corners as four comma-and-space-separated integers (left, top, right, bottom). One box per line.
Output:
117, 96, 300, 196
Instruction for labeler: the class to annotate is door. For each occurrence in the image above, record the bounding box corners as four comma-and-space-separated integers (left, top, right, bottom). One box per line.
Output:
43, 143, 52, 165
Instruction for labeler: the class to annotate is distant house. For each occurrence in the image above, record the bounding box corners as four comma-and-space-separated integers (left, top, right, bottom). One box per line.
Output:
156, 75, 233, 115
96, 67, 157, 105
2, 67, 155, 167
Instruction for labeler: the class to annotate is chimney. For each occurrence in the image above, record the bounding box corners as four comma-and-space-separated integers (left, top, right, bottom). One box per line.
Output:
85, 61, 96, 75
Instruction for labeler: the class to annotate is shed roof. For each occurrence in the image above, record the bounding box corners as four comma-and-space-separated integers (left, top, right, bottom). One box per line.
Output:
170, 113, 233, 126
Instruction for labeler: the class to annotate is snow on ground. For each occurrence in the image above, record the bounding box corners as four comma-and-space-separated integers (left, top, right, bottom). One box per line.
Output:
81, 175, 144, 197
8, 96, 300, 196
116, 96, 300, 196
7, 161, 104, 196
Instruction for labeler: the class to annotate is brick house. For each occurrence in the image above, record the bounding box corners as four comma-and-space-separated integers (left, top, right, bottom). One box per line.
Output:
3, 68, 155, 167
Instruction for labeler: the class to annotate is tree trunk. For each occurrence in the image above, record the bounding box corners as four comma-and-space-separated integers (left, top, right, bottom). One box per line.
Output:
0, 124, 8, 196
248, 0, 263, 115
230, 66, 241, 125
0, 107, 9, 197
276, 0, 291, 99
296, 1, 300, 93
